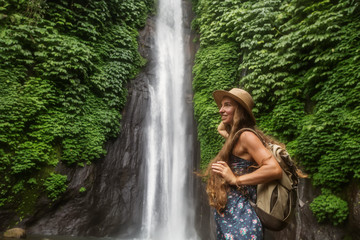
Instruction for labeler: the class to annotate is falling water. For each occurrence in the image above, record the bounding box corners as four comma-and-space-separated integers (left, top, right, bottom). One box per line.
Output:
141, 0, 198, 239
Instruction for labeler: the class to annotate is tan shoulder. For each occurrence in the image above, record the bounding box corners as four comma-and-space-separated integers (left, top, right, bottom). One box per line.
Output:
239, 130, 258, 141
238, 130, 263, 148
232, 130, 261, 160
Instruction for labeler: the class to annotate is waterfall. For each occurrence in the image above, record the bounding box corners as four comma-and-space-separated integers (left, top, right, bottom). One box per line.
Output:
141, 0, 198, 239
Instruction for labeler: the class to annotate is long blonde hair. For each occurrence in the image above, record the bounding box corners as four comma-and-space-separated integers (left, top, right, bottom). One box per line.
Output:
204, 103, 260, 212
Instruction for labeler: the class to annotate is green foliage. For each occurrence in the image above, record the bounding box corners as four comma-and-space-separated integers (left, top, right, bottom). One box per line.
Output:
193, 0, 359, 225
0, 0, 153, 216
43, 173, 68, 201
310, 191, 349, 225
79, 187, 86, 193
192, 42, 240, 168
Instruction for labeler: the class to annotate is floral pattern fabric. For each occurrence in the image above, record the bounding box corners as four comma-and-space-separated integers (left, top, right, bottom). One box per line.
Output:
215, 155, 263, 240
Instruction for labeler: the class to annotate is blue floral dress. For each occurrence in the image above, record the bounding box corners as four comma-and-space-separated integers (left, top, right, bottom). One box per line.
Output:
215, 155, 263, 240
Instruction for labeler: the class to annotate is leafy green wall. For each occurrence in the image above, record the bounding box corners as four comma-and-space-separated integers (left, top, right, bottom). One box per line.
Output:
0, 0, 153, 218
192, 0, 359, 225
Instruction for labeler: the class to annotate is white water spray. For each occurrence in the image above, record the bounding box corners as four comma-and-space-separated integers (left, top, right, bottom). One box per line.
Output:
142, 0, 198, 239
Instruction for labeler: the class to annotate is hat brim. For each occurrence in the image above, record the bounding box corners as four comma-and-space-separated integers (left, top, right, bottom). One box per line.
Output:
213, 90, 256, 123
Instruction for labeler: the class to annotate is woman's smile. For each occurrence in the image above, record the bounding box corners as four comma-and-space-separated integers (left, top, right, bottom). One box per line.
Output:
219, 97, 236, 125
221, 115, 228, 120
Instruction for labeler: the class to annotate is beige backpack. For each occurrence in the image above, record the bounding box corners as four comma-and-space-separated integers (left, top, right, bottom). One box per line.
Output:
234, 128, 299, 231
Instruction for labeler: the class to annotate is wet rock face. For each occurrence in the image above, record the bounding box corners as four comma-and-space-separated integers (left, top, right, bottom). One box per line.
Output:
22, 16, 156, 238
348, 180, 360, 240
294, 179, 344, 240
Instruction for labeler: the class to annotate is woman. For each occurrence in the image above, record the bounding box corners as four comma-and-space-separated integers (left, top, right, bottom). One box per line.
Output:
206, 88, 283, 240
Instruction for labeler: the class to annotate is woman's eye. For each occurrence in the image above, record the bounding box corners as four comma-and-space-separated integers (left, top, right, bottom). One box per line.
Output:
221, 101, 233, 108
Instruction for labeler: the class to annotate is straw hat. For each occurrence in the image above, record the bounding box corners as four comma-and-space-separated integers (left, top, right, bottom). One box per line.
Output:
213, 88, 256, 123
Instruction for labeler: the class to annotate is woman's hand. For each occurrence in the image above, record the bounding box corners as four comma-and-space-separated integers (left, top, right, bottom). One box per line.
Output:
211, 161, 237, 185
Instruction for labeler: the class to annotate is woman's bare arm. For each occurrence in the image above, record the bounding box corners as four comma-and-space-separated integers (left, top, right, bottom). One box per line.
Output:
236, 131, 282, 185
211, 131, 282, 186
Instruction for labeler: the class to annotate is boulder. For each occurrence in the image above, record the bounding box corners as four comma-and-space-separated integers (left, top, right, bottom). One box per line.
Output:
3, 228, 26, 238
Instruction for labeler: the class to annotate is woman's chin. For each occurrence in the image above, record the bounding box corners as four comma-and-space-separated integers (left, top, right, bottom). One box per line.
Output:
222, 120, 230, 125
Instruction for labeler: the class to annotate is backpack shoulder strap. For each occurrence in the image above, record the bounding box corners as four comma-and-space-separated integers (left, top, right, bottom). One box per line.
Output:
232, 128, 266, 147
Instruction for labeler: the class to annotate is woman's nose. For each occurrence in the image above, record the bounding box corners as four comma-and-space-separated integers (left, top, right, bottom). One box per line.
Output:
219, 106, 224, 113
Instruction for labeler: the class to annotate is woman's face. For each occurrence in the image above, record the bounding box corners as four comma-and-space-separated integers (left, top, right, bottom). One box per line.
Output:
219, 97, 237, 125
